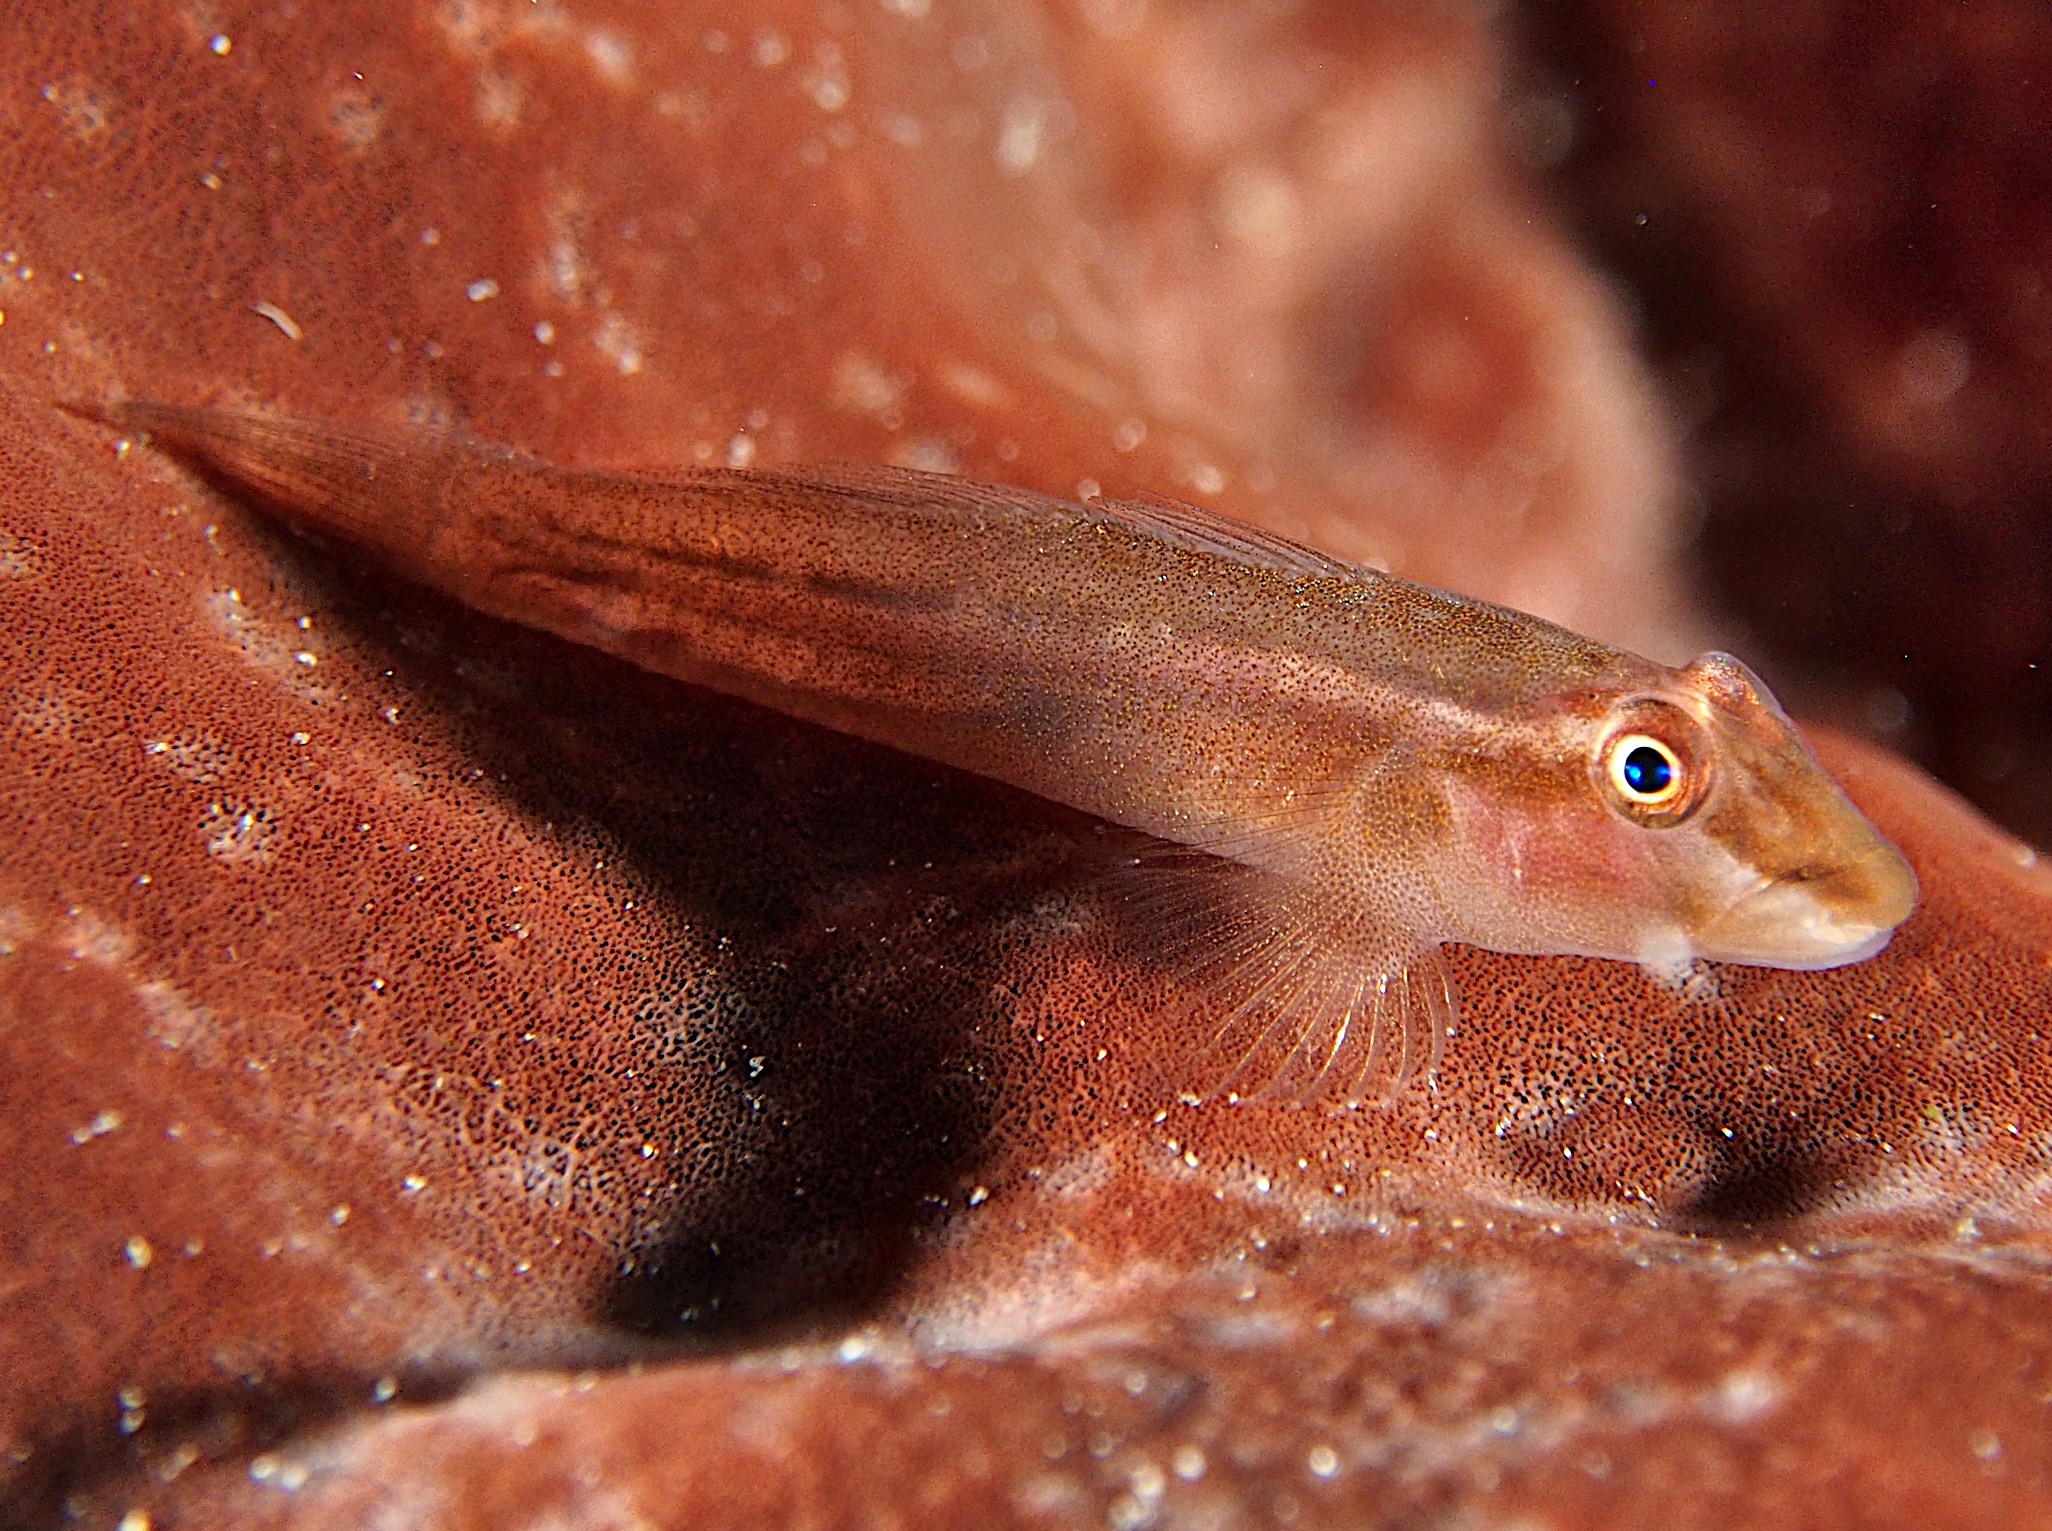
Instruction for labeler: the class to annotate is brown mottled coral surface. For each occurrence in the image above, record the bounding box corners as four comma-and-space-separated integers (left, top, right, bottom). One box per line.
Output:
1, 1, 2049, 1528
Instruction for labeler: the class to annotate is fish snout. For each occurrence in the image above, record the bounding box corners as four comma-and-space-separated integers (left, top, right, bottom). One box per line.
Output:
1693, 840, 1919, 971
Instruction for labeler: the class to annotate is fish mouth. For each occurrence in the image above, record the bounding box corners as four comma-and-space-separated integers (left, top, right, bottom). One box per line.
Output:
1693, 844, 1920, 971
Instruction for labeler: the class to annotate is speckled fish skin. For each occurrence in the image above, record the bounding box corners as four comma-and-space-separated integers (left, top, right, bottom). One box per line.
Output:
85, 400, 1918, 1101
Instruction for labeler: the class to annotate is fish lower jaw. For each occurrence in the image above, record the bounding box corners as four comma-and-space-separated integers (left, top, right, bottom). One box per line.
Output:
1689, 880, 1903, 972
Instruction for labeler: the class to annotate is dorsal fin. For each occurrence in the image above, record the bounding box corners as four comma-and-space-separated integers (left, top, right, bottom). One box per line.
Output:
718, 462, 1374, 584
1089, 492, 1372, 583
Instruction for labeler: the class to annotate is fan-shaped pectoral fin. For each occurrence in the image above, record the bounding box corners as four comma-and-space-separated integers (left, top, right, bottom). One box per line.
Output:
1108, 841, 1456, 1110
1183, 934, 1455, 1110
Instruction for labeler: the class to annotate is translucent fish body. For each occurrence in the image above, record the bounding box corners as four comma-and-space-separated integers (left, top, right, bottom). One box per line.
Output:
84, 401, 1918, 1107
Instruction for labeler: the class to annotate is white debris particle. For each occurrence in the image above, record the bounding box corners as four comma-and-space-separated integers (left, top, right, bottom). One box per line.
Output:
372, 1375, 399, 1403
889, 437, 961, 474
1704, 1368, 1783, 1425
752, 29, 791, 67
938, 361, 1006, 407
125, 1235, 153, 1269
584, 29, 634, 87
533, 320, 556, 345
998, 96, 1044, 173
329, 1204, 350, 1226
1307, 1444, 1339, 1478
70, 1109, 123, 1144
209, 33, 232, 54
727, 434, 756, 469
466, 278, 500, 302
836, 1333, 875, 1362
252, 301, 303, 341
402, 1173, 428, 1192
1188, 463, 1226, 495
831, 350, 908, 416
117, 1511, 150, 1531
475, 67, 523, 129
1109, 1460, 1164, 1530
1171, 1444, 1206, 1481
808, 42, 850, 111
592, 312, 645, 375
966, 1184, 989, 1207
1112, 417, 1146, 452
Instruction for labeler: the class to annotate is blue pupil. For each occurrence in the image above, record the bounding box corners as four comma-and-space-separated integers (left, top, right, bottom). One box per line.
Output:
1622, 744, 1674, 796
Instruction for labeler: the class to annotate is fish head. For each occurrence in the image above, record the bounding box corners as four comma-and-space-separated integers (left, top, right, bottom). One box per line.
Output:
1431, 651, 1918, 972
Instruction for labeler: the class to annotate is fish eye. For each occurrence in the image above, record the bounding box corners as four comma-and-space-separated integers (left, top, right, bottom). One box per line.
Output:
1609, 735, 1681, 804
1592, 702, 1710, 827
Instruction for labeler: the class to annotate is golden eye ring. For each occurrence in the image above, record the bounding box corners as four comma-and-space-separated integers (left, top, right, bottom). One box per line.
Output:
1606, 733, 1684, 806
1591, 699, 1710, 828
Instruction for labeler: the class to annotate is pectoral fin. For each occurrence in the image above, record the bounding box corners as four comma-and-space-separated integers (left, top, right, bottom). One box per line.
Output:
1107, 842, 1454, 1109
